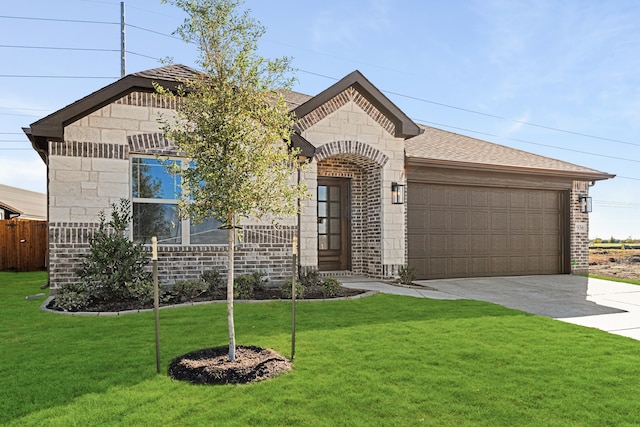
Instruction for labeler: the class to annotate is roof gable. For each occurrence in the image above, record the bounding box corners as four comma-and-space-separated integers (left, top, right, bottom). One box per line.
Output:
24, 65, 199, 160
293, 70, 421, 139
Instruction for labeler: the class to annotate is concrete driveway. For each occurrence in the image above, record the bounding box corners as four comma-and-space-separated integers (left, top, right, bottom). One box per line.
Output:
340, 275, 640, 341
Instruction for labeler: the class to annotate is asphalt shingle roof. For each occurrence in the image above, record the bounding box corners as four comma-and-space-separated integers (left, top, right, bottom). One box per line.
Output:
405, 125, 612, 178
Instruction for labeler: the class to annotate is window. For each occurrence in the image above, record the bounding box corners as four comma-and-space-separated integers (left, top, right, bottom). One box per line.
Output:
131, 156, 226, 245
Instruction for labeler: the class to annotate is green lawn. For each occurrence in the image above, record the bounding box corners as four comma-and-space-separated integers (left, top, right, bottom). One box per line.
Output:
590, 274, 640, 286
3, 271, 640, 426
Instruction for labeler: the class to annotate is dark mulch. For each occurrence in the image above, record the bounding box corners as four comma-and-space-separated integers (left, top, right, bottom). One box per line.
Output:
168, 345, 292, 384
48, 285, 366, 313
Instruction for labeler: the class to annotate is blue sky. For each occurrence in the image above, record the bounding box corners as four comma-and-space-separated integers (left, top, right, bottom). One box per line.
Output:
1, 0, 639, 239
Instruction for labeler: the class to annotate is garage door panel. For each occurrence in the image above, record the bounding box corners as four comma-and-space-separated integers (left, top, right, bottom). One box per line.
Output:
430, 210, 448, 229
451, 257, 469, 276
528, 213, 543, 230
491, 212, 508, 230
491, 235, 508, 252
451, 234, 469, 252
471, 235, 488, 252
510, 212, 527, 230
471, 257, 489, 275
471, 211, 489, 229
429, 258, 449, 277
429, 234, 449, 252
451, 211, 468, 229
408, 183, 564, 279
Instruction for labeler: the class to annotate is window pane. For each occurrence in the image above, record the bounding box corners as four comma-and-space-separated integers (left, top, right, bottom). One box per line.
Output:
132, 157, 181, 199
133, 203, 181, 244
330, 219, 340, 233
318, 186, 327, 201
190, 217, 227, 244
329, 201, 340, 217
329, 235, 341, 250
318, 235, 328, 250
318, 202, 327, 217
329, 186, 340, 201
318, 219, 327, 234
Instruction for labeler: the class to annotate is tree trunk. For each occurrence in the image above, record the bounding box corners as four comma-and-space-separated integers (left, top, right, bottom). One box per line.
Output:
227, 213, 236, 362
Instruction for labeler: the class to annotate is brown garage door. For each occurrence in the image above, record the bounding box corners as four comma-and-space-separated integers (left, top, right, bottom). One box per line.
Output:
408, 183, 565, 280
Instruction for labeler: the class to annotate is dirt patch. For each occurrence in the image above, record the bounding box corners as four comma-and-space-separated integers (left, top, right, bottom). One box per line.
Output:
589, 249, 640, 281
168, 345, 292, 384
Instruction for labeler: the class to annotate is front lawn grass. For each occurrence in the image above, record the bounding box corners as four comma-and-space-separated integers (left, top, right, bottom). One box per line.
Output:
3, 271, 640, 426
590, 274, 640, 286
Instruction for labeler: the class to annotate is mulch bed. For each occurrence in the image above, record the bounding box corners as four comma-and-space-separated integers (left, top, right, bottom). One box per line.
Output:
168, 345, 292, 385
47, 286, 367, 313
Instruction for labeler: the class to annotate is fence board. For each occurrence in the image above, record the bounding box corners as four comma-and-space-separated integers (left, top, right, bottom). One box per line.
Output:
0, 220, 48, 271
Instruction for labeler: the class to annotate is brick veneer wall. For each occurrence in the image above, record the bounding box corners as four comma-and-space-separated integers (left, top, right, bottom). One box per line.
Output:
48, 221, 296, 291
570, 181, 590, 275
317, 155, 384, 277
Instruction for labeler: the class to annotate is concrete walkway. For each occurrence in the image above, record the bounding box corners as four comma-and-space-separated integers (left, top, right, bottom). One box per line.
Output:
339, 275, 640, 341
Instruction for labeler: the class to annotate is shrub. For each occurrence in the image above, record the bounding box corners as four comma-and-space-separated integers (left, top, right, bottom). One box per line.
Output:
123, 280, 155, 305
398, 265, 416, 285
171, 280, 208, 303
77, 199, 151, 302
321, 278, 343, 298
281, 280, 304, 299
234, 271, 267, 299
299, 268, 321, 288
201, 269, 224, 293
53, 283, 89, 312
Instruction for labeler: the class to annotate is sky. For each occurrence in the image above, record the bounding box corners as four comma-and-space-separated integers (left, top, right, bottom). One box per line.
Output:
1, 0, 639, 240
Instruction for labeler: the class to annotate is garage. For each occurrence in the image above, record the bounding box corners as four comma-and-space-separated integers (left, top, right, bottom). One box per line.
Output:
407, 183, 568, 280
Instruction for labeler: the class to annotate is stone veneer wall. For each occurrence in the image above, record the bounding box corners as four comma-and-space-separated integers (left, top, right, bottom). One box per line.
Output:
47, 91, 296, 291
570, 180, 591, 275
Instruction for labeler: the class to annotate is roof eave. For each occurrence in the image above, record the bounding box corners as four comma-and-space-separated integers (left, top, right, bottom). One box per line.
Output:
405, 157, 616, 182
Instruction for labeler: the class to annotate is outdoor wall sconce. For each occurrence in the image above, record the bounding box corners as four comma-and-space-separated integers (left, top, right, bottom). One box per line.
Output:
579, 194, 592, 213
391, 182, 405, 204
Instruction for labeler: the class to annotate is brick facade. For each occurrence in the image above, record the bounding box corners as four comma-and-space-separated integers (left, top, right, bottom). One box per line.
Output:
570, 181, 591, 275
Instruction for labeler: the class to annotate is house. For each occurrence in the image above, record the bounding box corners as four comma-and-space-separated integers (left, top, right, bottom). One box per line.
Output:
24, 65, 614, 290
0, 184, 47, 220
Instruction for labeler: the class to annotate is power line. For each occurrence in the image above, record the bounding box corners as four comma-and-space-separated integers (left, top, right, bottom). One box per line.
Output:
0, 44, 118, 53
0, 75, 117, 79
0, 14, 118, 25
126, 23, 182, 40
298, 69, 640, 150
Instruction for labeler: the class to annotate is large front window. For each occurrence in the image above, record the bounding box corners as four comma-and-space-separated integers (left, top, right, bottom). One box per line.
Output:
131, 156, 226, 245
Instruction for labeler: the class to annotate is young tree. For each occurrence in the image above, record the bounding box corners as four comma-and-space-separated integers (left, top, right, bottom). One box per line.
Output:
158, 0, 307, 361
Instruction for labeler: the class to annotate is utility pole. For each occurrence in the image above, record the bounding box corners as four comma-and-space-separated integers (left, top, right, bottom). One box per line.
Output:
120, 1, 126, 77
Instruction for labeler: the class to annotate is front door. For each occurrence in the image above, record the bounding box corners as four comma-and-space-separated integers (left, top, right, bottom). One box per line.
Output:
317, 177, 351, 271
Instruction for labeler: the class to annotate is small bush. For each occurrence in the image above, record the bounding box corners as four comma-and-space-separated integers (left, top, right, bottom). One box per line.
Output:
398, 265, 416, 285
171, 280, 208, 303
234, 271, 267, 299
53, 283, 89, 312
123, 280, 155, 305
321, 278, 343, 298
299, 269, 321, 288
281, 280, 304, 299
201, 269, 224, 292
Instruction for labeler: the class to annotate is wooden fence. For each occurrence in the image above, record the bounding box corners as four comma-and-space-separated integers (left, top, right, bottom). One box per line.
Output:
0, 220, 48, 272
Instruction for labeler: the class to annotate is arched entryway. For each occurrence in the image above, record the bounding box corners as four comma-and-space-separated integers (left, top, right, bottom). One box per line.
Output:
314, 141, 388, 275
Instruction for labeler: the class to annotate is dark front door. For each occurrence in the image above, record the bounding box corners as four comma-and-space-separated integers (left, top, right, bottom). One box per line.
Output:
317, 177, 351, 271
